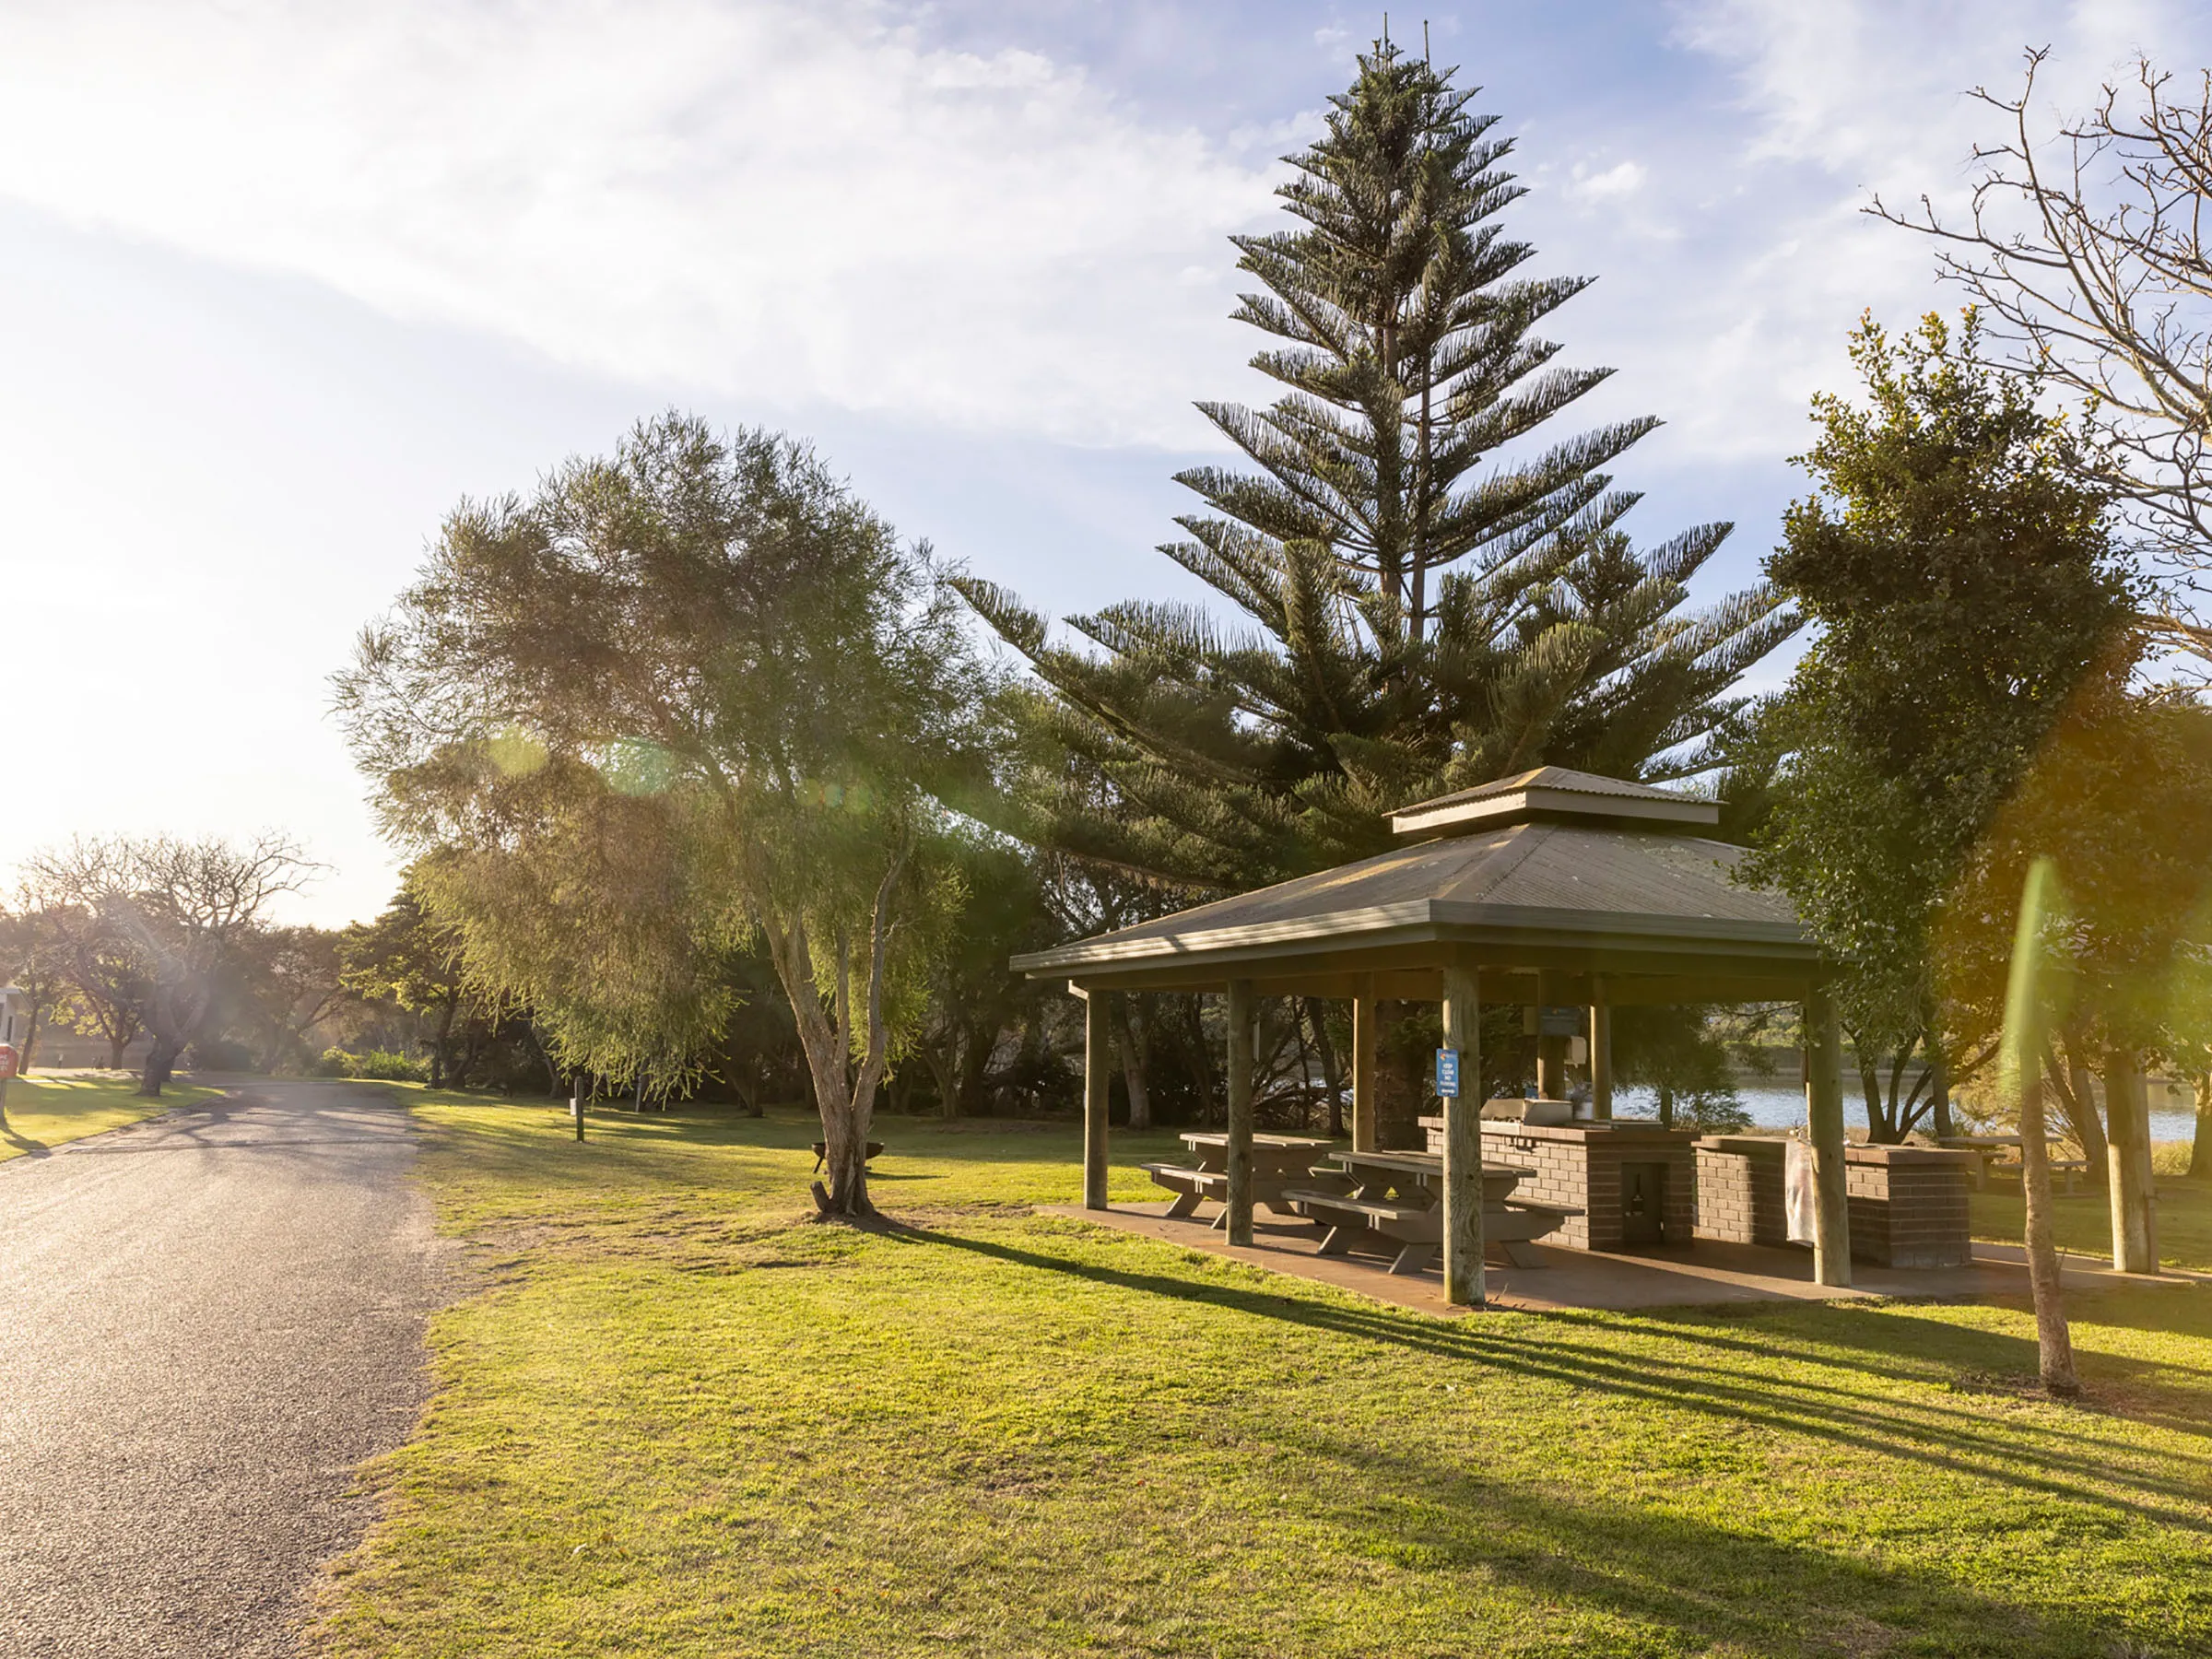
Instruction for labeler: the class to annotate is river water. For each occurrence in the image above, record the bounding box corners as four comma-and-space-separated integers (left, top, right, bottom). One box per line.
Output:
1609, 1080, 2201, 1143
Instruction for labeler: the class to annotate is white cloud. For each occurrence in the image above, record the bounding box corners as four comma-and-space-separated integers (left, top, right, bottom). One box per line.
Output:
1567, 159, 1647, 203
0, 0, 1286, 446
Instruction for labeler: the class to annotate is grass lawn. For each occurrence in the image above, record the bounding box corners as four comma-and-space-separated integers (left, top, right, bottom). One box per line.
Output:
0, 1073, 213, 1160
1971, 1161, 2212, 1274
313, 1095, 2212, 1658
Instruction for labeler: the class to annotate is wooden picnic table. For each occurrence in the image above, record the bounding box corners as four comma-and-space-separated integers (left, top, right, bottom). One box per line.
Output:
1278, 1147, 1577, 1275
1324, 1148, 1533, 1203
1139, 1132, 1335, 1226
1936, 1135, 2016, 1192
1936, 1134, 2087, 1194
1178, 1132, 1335, 1153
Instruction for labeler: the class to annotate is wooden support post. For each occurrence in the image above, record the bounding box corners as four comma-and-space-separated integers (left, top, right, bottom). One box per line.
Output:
1351, 982, 1377, 1152
1080, 984, 1111, 1212
2105, 1052, 2158, 1275
1805, 983, 1852, 1288
1589, 983, 1613, 1120
1440, 960, 1485, 1308
1225, 980, 1255, 1246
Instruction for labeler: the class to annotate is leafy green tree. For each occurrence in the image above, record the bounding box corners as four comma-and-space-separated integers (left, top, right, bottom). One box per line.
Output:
1938, 680, 2212, 1159
340, 877, 471, 1086
1747, 311, 2136, 1141
1611, 1005, 1751, 1133
960, 40, 1794, 890
406, 771, 745, 1104
904, 832, 1062, 1119
337, 415, 990, 1214
230, 924, 349, 1073
10, 879, 143, 1070
0, 900, 69, 1074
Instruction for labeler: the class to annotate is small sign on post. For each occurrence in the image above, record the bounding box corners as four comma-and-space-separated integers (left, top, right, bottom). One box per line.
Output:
1434, 1046, 1460, 1099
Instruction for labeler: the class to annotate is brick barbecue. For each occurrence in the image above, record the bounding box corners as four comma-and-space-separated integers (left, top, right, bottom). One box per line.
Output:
1420, 1117, 1700, 1250
1693, 1135, 1979, 1268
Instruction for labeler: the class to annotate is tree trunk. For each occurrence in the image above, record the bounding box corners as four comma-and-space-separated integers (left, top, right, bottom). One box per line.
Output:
1112, 994, 1151, 1131
2020, 1057, 2080, 1397
1855, 1041, 1899, 1142
2187, 1073, 2212, 1181
955, 1022, 993, 1119
138, 1032, 182, 1099
1182, 995, 1218, 1128
108, 1032, 127, 1070
2103, 1046, 2157, 1274
778, 842, 907, 1219
526, 1024, 560, 1098
1927, 1021, 1954, 1140
430, 995, 457, 1088
921, 1040, 960, 1121
1306, 996, 1345, 1139
2052, 1037, 2109, 1167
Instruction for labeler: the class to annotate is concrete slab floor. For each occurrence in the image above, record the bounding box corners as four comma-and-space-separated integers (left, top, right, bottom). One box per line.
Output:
1037, 1202, 2210, 1318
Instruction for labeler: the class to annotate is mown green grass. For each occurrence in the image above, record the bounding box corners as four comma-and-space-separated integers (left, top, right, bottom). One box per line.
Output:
0, 1073, 212, 1160
313, 1095, 2212, 1658
1972, 1169, 2212, 1273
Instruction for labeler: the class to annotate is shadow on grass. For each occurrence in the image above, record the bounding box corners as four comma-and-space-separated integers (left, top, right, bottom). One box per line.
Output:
1, 1126, 51, 1158
889, 1221, 2212, 1534
1274, 1423, 2114, 1656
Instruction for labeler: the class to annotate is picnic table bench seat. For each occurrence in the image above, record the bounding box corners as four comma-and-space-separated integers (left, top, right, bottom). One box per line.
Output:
1280, 1187, 1435, 1226
1139, 1159, 1310, 1222
1281, 1185, 1581, 1275
1137, 1159, 1225, 1218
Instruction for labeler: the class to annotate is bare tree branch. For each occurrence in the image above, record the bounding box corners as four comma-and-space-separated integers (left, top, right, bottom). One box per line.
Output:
1871, 47, 2212, 670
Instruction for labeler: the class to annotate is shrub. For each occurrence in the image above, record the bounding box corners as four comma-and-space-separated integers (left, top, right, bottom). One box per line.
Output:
355, 1049, 429, 1082
189, 1037, 257, 1073
313, 1047, 358, 1078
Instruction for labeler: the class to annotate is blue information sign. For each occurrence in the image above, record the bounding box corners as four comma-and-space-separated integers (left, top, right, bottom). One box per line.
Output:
1434, 1047, 1461, 1098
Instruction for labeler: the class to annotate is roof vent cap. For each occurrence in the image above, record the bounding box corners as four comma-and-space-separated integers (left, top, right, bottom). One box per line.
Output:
1390, 767, 1719, 839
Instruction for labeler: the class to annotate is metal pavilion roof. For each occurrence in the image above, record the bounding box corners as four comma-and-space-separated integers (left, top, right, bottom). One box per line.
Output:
1010, 769, 1821, 1005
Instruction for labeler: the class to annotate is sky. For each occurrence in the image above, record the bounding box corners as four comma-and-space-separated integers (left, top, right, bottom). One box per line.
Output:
3, 0, 2206, 926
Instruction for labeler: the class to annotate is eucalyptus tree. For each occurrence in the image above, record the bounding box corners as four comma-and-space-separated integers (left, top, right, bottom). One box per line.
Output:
337, 415, 990, 1214
402, 773, 742, 1105
1747, 312, 2136, 1142
961, 41, 1794, 890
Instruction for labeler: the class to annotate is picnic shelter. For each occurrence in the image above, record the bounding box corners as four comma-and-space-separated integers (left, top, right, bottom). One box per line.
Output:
1008, 767, 1851, 1308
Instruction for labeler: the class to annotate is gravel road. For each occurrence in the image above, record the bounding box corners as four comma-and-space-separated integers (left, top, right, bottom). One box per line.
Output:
0, 1082, 452, 1657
